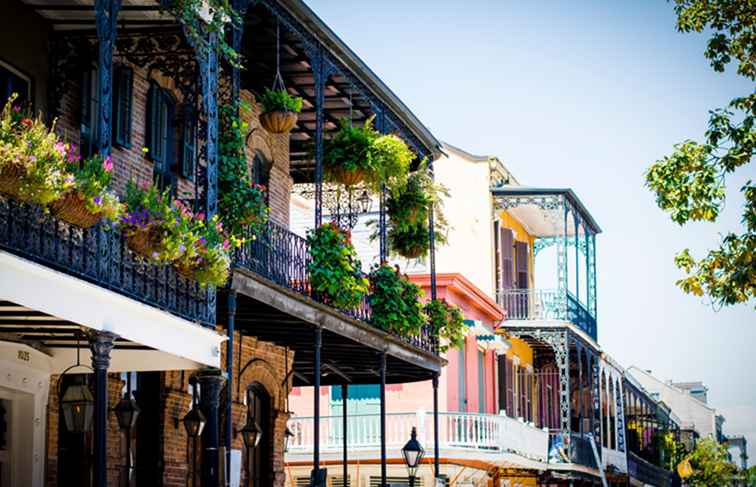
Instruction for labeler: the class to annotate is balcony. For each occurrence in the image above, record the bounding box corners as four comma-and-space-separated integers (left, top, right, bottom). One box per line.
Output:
234, 220, 438, 356
627, 452, 673, 487
286, 411, 549, 462
497, 288, 596, 340
0, 195, 214, 326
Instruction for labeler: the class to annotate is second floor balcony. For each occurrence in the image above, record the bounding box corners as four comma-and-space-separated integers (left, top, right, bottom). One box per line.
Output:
492, 186, 601, 342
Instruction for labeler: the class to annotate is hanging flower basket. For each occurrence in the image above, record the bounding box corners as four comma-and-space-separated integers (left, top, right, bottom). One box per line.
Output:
327, 165, 366, 187
126, 224, 168, 261
0, 162, 26, 198
50, 191, 102, 228
399, 244, 426, 259
260, 111, 298, 134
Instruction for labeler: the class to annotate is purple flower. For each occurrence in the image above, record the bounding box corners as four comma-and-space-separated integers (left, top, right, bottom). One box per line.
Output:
179, 244, 186, 253
93, 196, 102, 206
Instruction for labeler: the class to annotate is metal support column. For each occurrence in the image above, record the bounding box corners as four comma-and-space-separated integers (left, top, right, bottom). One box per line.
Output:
89, 330, 117, 487
312, 46, 325, 227
574, 214, 580, 305
379, 352, 387, 487
432, 373, 440, 478
342, 384, 348, 486
198, 369, 226, 487
577, 345, 583, 434
312, 327, 323, 485
428, 158, 438, 303
94, 0, 121, 156
225, 290, 236, 486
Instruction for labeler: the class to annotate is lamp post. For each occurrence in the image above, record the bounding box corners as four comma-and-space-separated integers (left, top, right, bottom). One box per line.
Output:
402, 427, 425, 487
357, 190, 372, 214
183, 381, 205, 487
283, 425, 294, 453
60, 376, 95, 433
240, 417, 262, 450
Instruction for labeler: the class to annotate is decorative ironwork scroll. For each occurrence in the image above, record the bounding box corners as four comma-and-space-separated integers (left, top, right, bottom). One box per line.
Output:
615, 377, 626, 452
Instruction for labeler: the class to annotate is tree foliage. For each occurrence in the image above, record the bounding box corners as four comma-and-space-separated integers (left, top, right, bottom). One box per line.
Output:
645, 0, 755, 307
684, 437, 738, 486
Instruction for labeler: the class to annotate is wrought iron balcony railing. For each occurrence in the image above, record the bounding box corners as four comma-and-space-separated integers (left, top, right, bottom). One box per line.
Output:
235, 220, 439, 356
548, 432, 599, 469
286, 411, 549, 462
627, 451, 673, 487
0, 196, 214, 326
497, 288, 597, 340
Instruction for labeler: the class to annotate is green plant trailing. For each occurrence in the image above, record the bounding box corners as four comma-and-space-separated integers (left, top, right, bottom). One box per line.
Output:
53, 153, 122, 227
259, 88, 303, 114
173, 206, 236, 287
306, 222, 369, 310
218, 104, 268, 237
369, 264, 425, 336
167, 0, 241, 66
424, 299, 465, 352
323, 116, 413, 190
121, 179, 178, 262
385, 163, 449, 259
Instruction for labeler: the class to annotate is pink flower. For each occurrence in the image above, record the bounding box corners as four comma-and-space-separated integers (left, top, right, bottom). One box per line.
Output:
102, 156, 113, 173
223, 239, 230, 250
196, 212, 205, 221
54, 142, 67, 157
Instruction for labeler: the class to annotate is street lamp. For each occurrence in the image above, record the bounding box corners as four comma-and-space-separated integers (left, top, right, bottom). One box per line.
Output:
60, 376, 95, 433
240, 417, 262, 449
357, 190, 372, 213
114, 393, 140, 431
401, 427, 425, 487
283, 425, 295, 453
183, 384, 205, 487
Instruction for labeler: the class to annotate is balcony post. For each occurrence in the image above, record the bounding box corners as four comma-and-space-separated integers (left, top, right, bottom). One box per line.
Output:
312, 327, 323, 485
557, 200, 569, 317
379, 351, 387, 487
574, 213, 580, 305
342, 383, 348, 486
225, 289, 237, 485
198, 368, 225, 487
95, 0, 121, 157
577, 345, 583, 434
88, 330, 117, 487
312, 46, 325, 227
428, 157, 438, 301
432, 372, 440, 478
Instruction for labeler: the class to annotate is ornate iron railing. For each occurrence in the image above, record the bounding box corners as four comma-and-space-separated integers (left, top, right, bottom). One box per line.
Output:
548, 433, 598, 469
235, 220, 439, 355
497, 288, 597, 340
0, 196, 214, 326
286, 411, 549, 461
628, 451, 673, 487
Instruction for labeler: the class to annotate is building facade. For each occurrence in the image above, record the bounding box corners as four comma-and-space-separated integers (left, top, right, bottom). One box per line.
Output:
0, 1, 446, 486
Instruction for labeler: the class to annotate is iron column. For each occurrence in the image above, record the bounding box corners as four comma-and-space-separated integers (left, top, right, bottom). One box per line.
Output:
89, 330, 117, 487
312, 327, 322, 483
379, 352, 387, 486
198, 369, 226, 487
225, 290, 236, 486
342, 383, 348, 486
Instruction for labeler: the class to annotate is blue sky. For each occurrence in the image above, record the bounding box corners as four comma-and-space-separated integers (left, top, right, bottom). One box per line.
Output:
304, 0, 756, 461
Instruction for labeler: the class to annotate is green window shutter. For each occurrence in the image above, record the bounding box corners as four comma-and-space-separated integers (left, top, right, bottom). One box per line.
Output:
180, 105, 196, 180
146, 82, 162, 165
113, 66, 133, 148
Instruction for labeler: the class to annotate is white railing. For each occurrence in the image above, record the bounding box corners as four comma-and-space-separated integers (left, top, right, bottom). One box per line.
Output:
287, 411, 549, 462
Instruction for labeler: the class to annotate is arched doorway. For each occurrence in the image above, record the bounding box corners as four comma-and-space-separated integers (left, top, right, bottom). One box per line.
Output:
246, 383, 271, 487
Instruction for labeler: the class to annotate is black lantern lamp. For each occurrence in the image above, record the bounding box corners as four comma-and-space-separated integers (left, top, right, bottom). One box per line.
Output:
60, 375, 95, 433
283, 425, 295, 453
183, 380, 206, 439
114, 393, 140, 431
357, 190, 372, 214
402, 427, 425, 486
240, 417, 262, 449
58, 337, 95, 433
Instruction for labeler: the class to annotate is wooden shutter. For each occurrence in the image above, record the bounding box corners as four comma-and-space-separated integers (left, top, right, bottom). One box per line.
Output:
497, 355, 507, 413
146, 82, 161, 164
457, 345, 466, 412
112, 65, 133, 148
500, 228, 514, 290
515, 241, 529, 289
494, 221, 502, 293
80, 69, 98, 159
477, 350, 485, 413
180, 105, 196, 180
505, 357, 514, 416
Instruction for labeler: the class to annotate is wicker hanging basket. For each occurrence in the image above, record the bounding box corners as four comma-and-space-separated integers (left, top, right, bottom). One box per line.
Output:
398, 244, 426, 259
327, 165, 366, 187
126, 225, 167, 261
0, 163, 26, 198
260, 111, 298, 134
50, 191, 102, 228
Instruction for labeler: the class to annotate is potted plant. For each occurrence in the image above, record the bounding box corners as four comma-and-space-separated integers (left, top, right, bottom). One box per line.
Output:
388, 223, 429, 259
120, 179, 178, 262
306, 222, 369, 310
51, 153, 122, 228
258, 88, 303, 134
368, 264, 425, 336
219, 104, 269, 238
323, 116, 414, 191
174, 211, 236, 287
424, 299, 465, 352
0, 93, 72, 205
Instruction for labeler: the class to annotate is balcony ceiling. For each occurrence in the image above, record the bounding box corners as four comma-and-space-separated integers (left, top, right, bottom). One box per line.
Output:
20, 0, 174, 31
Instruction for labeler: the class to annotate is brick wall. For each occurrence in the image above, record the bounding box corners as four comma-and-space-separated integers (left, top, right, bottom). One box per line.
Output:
57, 57, 291, 227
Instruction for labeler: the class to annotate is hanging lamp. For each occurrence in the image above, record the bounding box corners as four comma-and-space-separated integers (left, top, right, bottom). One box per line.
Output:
58, 335, 95, 433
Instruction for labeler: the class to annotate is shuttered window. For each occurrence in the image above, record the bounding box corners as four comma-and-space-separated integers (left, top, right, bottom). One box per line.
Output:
477, 350, 485, 413
180, 105, 196, 180
497, 355, 507, 413
505, 357, 514, 416
112, 65, 133, 148
500, 228, 514, 291
0, 61, 30, 108
457, 344, 466, 412
80, 69, 99, 159
515, 241, 529, 289
146, 81, 175, 189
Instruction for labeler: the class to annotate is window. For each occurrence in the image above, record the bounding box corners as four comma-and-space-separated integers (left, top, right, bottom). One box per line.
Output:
146, 81, 175, 189
457, 344, 466, 412
180, 105, 197, 180
0, 60, 30, 109
252, 152, 271, 189
80, 69, 99, 159
113, 65, 133, 148
477, 350, 485, 413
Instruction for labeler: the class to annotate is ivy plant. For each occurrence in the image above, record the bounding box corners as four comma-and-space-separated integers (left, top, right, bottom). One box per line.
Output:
424, 298, 465, 352
218, 103, 269, 238
167, 0, 242, 66
306, 222, 369, 310
259, 88, 303, 114
369, 264, 425, 336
